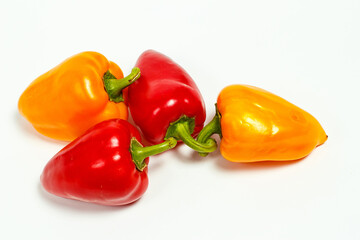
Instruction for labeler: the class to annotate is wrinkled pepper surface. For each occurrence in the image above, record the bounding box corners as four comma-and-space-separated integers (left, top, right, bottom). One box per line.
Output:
125, 50, 216, 153
19, 52, 140, 141
197, 85, 327, 162
41, 119, 177, 206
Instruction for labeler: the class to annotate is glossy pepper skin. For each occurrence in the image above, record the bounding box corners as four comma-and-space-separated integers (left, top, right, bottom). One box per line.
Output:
126, 50, 207, 146
41, 119, 176, 206
19, 52, 139, 141
198, 85, 327, 162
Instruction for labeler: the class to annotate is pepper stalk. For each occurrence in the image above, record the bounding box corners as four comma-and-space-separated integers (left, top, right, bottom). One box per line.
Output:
104, 67, 141, 102
131, 137, 177, 171
165, 116, 218, 154
196, 105, 222, 157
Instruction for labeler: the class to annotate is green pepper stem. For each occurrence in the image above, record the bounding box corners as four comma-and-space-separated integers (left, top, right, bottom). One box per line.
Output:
131, 137, 177, 171
165, 116, 217, 153
197, 105, 222, 157
104, 67, 140, 103
174, 123, 217, 153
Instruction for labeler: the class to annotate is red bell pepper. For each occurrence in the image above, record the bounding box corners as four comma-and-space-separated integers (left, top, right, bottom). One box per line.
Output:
41, 119, 177, 206
125, 50, 216, 153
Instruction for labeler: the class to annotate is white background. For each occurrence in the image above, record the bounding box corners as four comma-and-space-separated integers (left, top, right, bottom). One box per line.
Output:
1, 0, 359, 239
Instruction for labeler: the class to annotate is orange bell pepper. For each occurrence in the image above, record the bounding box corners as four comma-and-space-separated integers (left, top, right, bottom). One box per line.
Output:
18, 52, 140, 141
197, 85, 327, 162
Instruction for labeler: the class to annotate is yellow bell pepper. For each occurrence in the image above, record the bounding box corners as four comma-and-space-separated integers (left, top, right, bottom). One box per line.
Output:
18, 52, 140, 141
197, 85, 327, 162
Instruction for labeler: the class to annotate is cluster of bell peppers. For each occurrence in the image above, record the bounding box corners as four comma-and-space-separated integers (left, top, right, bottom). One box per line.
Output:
19, 50, 327, 206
